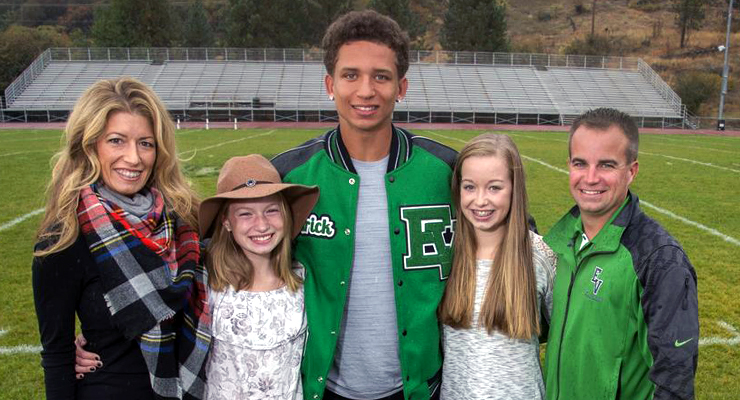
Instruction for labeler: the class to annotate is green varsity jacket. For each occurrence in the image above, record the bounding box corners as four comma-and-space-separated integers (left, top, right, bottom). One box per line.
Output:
272, 126, 457, 400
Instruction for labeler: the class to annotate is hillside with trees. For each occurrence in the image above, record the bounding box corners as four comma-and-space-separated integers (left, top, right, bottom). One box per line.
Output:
0, 0, 736, 119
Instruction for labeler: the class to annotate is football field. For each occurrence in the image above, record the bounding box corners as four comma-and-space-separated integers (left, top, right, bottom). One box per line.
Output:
1, 126, 738, 399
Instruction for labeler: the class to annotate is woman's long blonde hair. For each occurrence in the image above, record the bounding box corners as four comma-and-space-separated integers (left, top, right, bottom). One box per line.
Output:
35, 77, 199, 256
205, 194, 301, 293
438, 134, 538, 339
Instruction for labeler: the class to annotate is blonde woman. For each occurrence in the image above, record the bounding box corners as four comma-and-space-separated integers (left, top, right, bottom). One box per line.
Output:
438, 134, 556, 400
32, 77, 210, 400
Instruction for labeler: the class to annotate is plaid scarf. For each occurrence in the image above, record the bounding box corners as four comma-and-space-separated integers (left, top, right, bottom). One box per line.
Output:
78, 185, 211, 400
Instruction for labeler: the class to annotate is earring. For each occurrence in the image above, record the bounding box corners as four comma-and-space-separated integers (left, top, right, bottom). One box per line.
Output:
329, 95, 334, 101
396, 97, 403, 103
224, 223, 231, 232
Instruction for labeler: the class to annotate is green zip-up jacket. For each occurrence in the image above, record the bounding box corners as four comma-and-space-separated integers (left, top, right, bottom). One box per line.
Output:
272, 126, 456, 400
544, 192, 698, 400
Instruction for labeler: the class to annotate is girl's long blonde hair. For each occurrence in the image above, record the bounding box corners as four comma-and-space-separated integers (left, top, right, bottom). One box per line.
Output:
35, 77, 199, 256
438, 134, 539, 339
205, 194, 301, 293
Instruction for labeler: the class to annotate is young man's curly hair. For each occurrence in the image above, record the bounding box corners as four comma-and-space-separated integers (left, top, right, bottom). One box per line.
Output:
321, 10, 410, 78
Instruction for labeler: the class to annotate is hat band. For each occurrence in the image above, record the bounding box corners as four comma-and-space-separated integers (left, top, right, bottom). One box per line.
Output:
230, 180, 274, 191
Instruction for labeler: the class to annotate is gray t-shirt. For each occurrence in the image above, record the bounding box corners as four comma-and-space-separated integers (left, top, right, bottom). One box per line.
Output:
326, 156, 403, 398
440, 232, 557, 400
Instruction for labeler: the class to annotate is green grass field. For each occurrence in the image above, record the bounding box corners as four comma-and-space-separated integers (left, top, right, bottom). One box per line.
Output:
1, 127, 738, 399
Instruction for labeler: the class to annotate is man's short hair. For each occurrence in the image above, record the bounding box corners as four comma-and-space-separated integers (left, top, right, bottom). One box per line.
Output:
569, 107, 639, 163
321, 10, 410, 78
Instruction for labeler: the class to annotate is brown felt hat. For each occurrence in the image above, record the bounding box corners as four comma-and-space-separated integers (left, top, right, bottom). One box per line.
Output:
199, 154, 319, 239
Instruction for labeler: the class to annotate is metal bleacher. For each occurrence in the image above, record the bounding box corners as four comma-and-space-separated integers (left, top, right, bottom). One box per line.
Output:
1, 47, 689, 128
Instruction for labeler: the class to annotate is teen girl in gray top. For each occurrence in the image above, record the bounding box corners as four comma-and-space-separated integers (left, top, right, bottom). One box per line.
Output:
438, 134, 556, 400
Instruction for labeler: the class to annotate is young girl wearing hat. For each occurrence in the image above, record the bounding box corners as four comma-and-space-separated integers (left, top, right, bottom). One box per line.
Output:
198, 155, 319, 400
437, 134, 557, 400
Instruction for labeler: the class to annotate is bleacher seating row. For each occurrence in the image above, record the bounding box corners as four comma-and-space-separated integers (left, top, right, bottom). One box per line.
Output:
4, 60, 683, 119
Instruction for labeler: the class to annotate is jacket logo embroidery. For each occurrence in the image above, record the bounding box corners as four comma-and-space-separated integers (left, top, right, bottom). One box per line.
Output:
400, 204, 455, 280
301, 213, 336, 239
591, 266, 604, 295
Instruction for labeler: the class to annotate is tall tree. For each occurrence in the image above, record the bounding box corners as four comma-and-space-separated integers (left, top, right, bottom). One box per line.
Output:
225, 0, 250, 47
673, 0, 706, 48
184, 0, 215, 47
226, 0, 313, 47
201, 0, 229, 45
91, 0, 173, 47
0, 8, 20, 32
0, 25, 70, 95
57, 5, 94, 33
441, 0, 509, 52
90, 3, 125, 46
17, 0, 65, 26
303, 0, 353, 45
368, 0, 421, 40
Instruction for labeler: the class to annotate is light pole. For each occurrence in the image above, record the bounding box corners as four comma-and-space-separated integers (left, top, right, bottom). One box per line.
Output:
717, 0, 734, 131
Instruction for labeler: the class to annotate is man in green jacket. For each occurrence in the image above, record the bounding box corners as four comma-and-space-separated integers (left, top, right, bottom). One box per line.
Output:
272, 10, 455, 400
544, 108, 698, 400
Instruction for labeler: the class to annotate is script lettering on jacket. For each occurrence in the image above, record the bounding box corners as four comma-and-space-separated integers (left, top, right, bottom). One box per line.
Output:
301, 213, 336, 239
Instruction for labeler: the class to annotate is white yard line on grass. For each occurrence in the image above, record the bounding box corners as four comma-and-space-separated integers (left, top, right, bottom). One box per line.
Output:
179, 130, 276, 158
508, 133, 740, 174
509, 133, 567, 143
0, 318, 723, 353
653, 134, 738, 148
510, 130, 738, 154
0, 150, 50, 157
639, 200, 740, 246
521, 154, 568, 174
0, 208, 44, 232
0, 329, 41, 355
647, 141, 736, 155
511, 134, 739, 167
175, 129, 208, 136
712, 136, 740, 143
511, 133, 740, 165
1, 135, 60, 143
700, 321, 740, 346
0, 344, 42, 355
641, 151, 740, 173
424, 130, 740, 247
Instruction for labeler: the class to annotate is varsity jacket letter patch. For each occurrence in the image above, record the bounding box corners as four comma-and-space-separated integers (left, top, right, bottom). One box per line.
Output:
400, 205, 455, 280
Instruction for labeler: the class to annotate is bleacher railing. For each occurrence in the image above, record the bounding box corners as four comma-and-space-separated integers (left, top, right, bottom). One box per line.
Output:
41, 47, 640, 71
636, 59, 683, 116
5, 48, 52, 105
410, 51, 638, 69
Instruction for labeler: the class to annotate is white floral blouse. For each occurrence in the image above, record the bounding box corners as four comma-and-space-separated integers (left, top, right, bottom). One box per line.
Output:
205, 275, 306, 400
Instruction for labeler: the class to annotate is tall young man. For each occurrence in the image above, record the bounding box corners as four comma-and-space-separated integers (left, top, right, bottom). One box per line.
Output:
543, 108, 699, 400
272, 10, 456, 400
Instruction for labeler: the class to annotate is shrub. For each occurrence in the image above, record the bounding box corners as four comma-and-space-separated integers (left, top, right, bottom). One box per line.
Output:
562, 34, 613, 56
674, 71, 721, 114
629, 0, 663, 12
562, 32, 644, 56
550, 4, 563, 17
